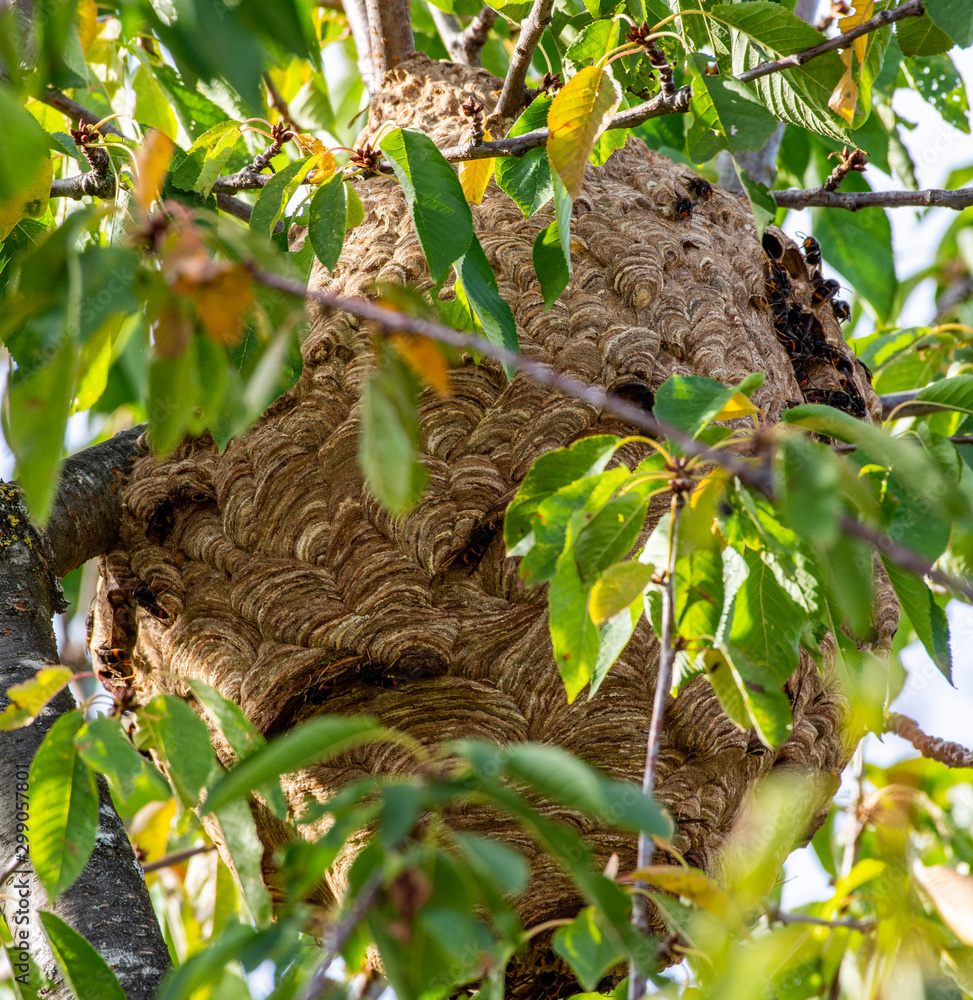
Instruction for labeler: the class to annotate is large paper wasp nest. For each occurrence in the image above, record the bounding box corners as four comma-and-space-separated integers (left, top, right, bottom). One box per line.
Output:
93, 54, 897, 994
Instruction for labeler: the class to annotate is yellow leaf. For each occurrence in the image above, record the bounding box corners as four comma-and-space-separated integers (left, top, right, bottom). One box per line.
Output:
828, 51, 859, 125
589, 561, 654, 625
714, 392, 759, 421
458, 129, 494, 204
308, 149, 337, 184
627, 865, 740, 923
192, 265, 255, 346
129, 799, 178, 868
135, 130, 174, 212
0, 665, 74, 728
0, 157, 52, 240
838, 1, 875, 64
390, 333, 451, 394
75, 0, 100, 53
688, 467, 728, 511
547, 66, 622, 200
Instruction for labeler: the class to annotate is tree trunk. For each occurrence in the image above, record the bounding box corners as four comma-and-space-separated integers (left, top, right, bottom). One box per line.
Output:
96, 54, 898, 994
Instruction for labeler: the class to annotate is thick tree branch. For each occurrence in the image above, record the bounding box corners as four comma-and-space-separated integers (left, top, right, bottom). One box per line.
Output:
364, 0, 415, 80
428, 4, 467, 63
736, 0, 925, 84
342, 0, 376, 93
494, 0, 556, 120
885, 714, 973, 769
773, 186, 973, 211
46, 425, 146, 579
50, 169, 116, 201
0, 482, 169, 1000
460, 7, 498, 66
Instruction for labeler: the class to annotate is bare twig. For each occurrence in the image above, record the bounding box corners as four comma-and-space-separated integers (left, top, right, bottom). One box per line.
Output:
494, 0, 556, 120
772, 186, 973, 211
878, 389, 939, 419
736, 0, 925, 84
247, 266, 973, 605
886, 714, 973, 769
141, 844, 217, 873
246, 266, 772, 493
629, 493, 684, 1000
302, 869, 384, 1000
364, 0, 415, 80
263, 71, 305, 132
839, 514, 973, 601
38, 89, 124, 137
765, 901, 874, 933
50, 170, 116, 200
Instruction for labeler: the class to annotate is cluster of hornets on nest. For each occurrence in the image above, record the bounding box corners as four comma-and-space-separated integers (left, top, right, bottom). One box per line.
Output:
760, 228, 868, 418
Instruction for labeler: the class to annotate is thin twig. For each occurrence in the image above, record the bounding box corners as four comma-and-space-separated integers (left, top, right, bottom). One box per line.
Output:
839, 514, 973, 601
629, 493, 684, 1000
886, 714, 973, 769
428, 4, 467, 63
736, 0, 925, 84
141, 844, 216, 873
832, 433, 973, 454
765, 901, 874, 933
494, 0, 556, 120
246, 265, 772, 493
38, 89, 125, 136
302, 869, 384, 1000
772, 186, 973, 212
263, 71, 305, 132
247, 267, 973, 603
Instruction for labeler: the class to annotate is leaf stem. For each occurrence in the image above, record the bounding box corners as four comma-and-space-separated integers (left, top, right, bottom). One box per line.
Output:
494, 0, 557, 120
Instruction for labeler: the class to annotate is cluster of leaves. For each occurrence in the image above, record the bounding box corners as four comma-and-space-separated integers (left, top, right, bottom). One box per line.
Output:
0, 667, 674, 999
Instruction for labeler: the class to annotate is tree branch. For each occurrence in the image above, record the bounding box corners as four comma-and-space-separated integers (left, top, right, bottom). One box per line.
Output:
364, 0, 415, 80
141, 844, 217, 873
342, 0, 376, 93
46, 425, 146, 579
736, 0, 925, 84
494, 0, 556, 120
765, 901, 874, 933
50, 169, 116, 201
460, 7, 498, 66
772, 186, 973, 211
246, 266, 973, 604
885, 714, 973, 769
879, 389, 948, 419
38, 89, 124, 137
0, 482, 169, 1000
427, 4, 467, 63
838, 514, 973, 601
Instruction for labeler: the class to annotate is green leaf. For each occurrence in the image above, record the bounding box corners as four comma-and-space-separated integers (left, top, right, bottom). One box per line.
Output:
553, 907, 626, 992
452, 833, 530, 895
711, 1, 826, 55
0, 91, 49, 203
213, 799, 273, 925
454, 238, 520, 375
503, 744, 671, 836
250, 156, 314, 236
728, 549, 804, 684
533, 221, 570, 310
75, 716, 146, 801
506, 436, 621, 549
590, 599, 642, 698
494, 95, 555, 219
574, 493, 648, 581
39, 912, 126, 1000
203, 716, 386, 815
133, 64, 179, 139
897, 11, 955, 55
147, 348, 200, 456
184, 678, 288, 819
549, 532, 602, 701
171, 120, 242, 197
566, 19, 621, 63
924, 0, 972, 46
380, 127, 475, 280
674, 543, 724, 644
358, 350, 427, 513
914, 374, 973, 415
151, 63, 228, 140
590, 561, 655, 625
137, 694, 216, 808
29, 712, 98, 899
687, 53, 778, 161
778, 434, 846, 548
654, 372, 764, 440
308, 173, 347, 271
882, 559, 952, 682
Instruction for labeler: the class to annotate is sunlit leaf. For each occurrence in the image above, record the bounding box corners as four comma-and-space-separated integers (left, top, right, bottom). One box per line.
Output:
589, 561, 655, 625
389, 334, 451, 394
458, 130, 494, 205
547, 66, 622, 200
913, 864, 973, 945
135, 130, 174, 212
